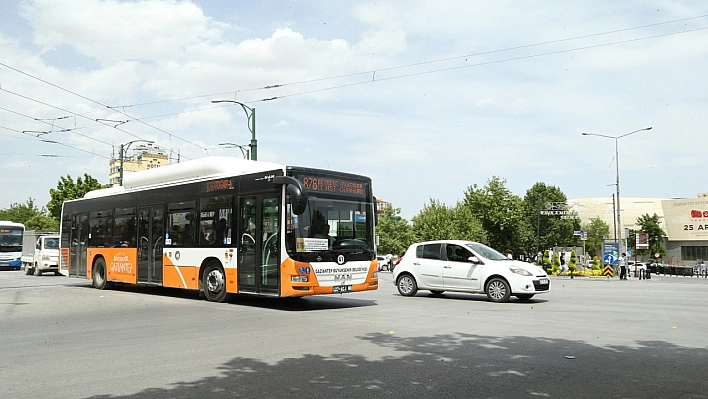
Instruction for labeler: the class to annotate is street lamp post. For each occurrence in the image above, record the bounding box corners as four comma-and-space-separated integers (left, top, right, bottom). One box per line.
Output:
211, 100, 257, 161
120, 139, 154, 186
219, 142, 250, 159
582, 126, 652, 253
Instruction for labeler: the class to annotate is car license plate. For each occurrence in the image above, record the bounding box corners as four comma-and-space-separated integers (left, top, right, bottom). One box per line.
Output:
333, 285, 352, 293
539, 278, 549, 285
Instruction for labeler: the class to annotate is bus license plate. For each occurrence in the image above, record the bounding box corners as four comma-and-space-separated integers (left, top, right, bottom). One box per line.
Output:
333, 285, 352, 293
539, 278, 549, 285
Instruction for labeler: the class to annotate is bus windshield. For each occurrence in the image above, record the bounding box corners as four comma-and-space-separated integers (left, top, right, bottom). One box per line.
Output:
0, 227, 23, 252
286, 196, 374, 258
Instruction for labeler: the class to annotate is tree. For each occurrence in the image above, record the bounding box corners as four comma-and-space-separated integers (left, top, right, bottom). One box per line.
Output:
584, 218, 611, 259
522, 182, 580, 257
47, 174, 108, 219
25, 214, 59, 231
628, 213, 666, 258
463, 176, 525, 255
411, 199, 457, 242
0, 198, 58, 230
375, 204, 413, 256
411, 199, 485, 244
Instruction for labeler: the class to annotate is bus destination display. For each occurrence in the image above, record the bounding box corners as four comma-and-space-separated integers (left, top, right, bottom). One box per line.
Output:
301, 176, 364, 195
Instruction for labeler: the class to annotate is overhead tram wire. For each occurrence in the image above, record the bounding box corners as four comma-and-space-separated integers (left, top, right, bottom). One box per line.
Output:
108, 13, 708, 110
114, 23, 708, 120
0, 63, 207, 155
0, 104, 112, 146
0, 124, 111, 159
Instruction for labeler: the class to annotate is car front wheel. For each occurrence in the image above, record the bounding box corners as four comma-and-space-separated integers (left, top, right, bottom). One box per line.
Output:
397, 274, 418, 297
486, 278, 511, 303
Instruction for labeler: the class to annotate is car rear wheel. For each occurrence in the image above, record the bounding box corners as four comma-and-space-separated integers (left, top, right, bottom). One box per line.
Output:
24, 264, 32, 275
486, 278, 511, 303
396, 274, 418, 297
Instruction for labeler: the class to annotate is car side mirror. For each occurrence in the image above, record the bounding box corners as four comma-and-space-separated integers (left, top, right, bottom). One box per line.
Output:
468, 256, 483, 264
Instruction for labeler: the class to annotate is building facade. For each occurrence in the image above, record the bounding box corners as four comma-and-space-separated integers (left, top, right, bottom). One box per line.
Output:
108, 144, 169, 186
568, 195, 708, 266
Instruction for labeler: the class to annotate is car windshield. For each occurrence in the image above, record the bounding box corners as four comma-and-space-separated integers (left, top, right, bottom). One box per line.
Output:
44, 238, 59, 249
465, 242, 508, 260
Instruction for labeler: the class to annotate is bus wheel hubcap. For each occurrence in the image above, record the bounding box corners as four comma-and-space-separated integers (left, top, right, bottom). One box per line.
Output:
207, 270, 224, 293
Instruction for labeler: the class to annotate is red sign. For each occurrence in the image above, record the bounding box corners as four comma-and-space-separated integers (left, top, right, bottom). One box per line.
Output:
691, 210, 708, 218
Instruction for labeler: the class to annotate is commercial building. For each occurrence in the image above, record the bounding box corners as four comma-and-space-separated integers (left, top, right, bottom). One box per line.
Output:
108, 144, 169, 186
568, 194, 708, 266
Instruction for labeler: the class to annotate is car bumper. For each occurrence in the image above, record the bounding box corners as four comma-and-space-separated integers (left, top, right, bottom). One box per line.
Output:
510, 277, 550, 293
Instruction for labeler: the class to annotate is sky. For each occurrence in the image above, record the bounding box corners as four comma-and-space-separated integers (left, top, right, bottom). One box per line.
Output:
1, 0, 707, 220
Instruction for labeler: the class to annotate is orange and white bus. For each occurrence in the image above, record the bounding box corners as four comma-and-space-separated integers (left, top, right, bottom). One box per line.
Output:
59, 157, 379, 301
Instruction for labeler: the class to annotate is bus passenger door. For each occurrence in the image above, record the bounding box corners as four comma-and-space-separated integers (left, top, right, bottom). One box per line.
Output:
138, 206, 164, 284
237, 195, 280, 294
70, 213, 88, 278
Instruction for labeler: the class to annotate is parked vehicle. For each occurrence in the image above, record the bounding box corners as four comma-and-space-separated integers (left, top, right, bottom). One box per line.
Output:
21, 230, 60, 276
627, 261, 647, 275
393, 240, 550, 303
377, 256, 387, 271
0, 221, 24, 269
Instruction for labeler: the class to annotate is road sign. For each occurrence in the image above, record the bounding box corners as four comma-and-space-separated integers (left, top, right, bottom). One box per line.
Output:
603, 265, 614, 277
573, 230, 584, 236
604, 254, 616, 265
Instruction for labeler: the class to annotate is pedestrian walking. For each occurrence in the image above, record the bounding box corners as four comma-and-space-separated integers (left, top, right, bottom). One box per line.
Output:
558, 252, 568, 276
700, 260, 707, 278
618, 253, 627, 280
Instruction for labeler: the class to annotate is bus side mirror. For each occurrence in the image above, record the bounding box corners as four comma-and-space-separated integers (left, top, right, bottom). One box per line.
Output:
273, 176, 308, 215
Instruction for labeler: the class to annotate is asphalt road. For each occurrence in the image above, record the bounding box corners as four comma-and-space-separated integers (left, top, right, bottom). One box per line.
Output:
1, 269, 707, 398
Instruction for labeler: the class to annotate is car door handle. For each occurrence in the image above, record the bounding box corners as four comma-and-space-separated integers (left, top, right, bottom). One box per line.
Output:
413, 262, 420, 265
444, 265, 452, 269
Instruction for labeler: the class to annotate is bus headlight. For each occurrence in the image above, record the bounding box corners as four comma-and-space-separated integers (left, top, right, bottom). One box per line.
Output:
291, 276, 308, 283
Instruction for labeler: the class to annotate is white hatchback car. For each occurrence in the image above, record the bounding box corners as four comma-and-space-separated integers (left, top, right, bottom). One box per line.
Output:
393, 240, 550, 302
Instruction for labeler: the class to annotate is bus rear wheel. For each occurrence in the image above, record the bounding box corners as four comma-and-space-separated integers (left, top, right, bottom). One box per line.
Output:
203, 261, 227, 302
93, 258, 112, 290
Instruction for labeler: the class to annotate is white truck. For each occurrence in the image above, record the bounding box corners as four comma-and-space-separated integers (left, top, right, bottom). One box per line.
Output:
21, 230, 60, 276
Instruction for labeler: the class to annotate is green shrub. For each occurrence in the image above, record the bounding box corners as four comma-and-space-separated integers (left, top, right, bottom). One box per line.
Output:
543, 250, 551, 272
552, 253, 560, 274
592, 255, 600, 270
569, 250, 577, 274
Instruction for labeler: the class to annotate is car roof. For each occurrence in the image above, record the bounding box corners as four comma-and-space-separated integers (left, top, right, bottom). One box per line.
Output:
408, 240, 476, 247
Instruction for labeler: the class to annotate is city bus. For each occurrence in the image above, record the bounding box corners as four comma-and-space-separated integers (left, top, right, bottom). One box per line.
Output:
0, 221, 25, 269
59, 157, 379, 301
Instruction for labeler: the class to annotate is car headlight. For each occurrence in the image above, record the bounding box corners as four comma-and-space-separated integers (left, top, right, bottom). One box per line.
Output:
372, 272, 378, 278
509, 267, 533, 276
42, 254, 51, 261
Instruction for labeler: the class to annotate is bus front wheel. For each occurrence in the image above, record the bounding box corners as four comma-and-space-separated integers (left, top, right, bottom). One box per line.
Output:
203, 261, 227, 302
